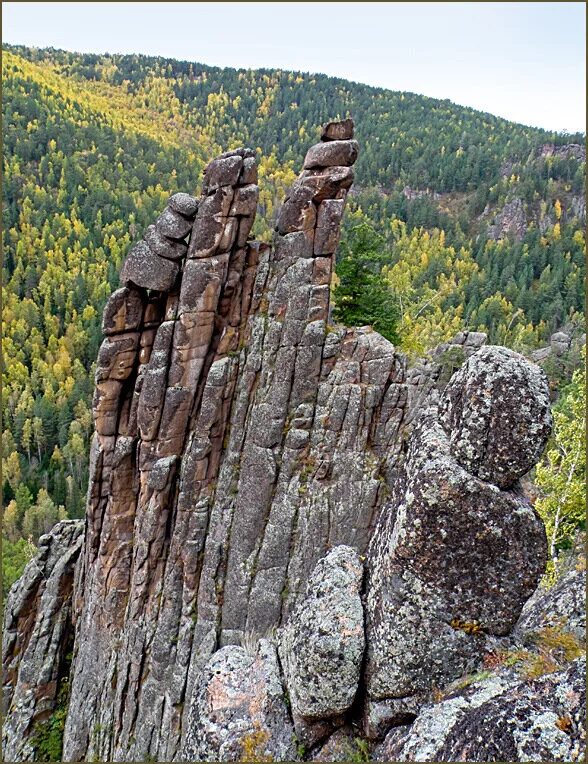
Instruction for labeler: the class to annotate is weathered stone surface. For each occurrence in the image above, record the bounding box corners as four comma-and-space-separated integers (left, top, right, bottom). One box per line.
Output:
321, 118, 354, 141
144, 223, 188, 260
532, 345, 553, 363
274, 231, 314, 260
275, 184, 317, 234
279, 546, 365, 720
156, 205, 194, 239
404, 330, 487, 433
188, 213, 227, 258
439, 346, 552, 488
120, 240, 180, 291
198, 186, 235, 218
551, 331, 572, 356
515, 540, 586, 644
365, 350, 549, 705
218, 147, 256, 160
102, 286, 144, 335
299, 165, 354, 201
240, 156, 258, 184
309, 726, 357, 761
314, 199, 345, 254
2, 520, 84, 763
169, 191, 199, 217
230, 183, 259, 216
376, 658, 586, 762
303, 139, 359, 169
488, 196, 527, 241
202, 154, 243, 193
95, 331, 139, 382
362, 696, 420, 740
183, 640, 296, 762
92, 378, 123, 436
136, 319, 174, 440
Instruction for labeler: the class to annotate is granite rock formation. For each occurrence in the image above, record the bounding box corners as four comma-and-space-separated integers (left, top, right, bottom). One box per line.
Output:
373, 541, 586, 762
363, 347, 550, 736
2, 121, 573, 763
2, 520, 84, 762
376, 657, 586, 763
515, 536, 586, 645
183, 639, 296, 762
279, 546, 364, 731
487, 196, 527, 241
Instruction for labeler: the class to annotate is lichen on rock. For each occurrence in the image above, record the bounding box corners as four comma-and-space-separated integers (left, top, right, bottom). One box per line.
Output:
183, 639, 296, 762
2, 520, 83, 763
279, 546, 365, 721
376, 657, 586, 762
439, 345, 553, 489
364, 346, 550, 721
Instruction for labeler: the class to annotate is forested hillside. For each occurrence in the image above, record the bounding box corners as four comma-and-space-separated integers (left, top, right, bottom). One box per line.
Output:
2, 45, 585, 591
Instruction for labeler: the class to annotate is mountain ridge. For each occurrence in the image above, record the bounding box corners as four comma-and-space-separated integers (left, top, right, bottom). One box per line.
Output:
4, 43, 585, 191
6, 41, 577, 136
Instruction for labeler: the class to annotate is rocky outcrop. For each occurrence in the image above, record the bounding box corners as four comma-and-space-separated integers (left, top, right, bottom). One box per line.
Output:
570, 195, 586, 221
60, 120, 404, 763
439, 346, 552, 489
404, 329, 487, 431
531, 329, 584, 364
183, 639, 295, 762
371, 536, 587, 762
370, 540, 586, 762
309, 727, 358, 761
376, 657, 586, 762
363, 346, 550, 733
515, 539, 586, 644
2, 520, 83, 762
401, 186, 441, 201
487, 196, 527, 240
537, 143, 586, 162
3, 121, 567, 763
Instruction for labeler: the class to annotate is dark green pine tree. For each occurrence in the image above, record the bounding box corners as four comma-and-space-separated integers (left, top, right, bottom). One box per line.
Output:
333, 222, 400, 344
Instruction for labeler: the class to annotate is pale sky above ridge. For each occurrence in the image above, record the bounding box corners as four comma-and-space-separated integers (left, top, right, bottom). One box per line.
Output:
2, 2, 586, 133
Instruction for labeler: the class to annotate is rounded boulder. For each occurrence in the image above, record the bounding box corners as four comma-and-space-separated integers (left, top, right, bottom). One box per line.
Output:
439, 345, 552, 489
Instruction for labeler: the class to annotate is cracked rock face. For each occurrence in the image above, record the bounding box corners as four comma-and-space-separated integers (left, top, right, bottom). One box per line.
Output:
2, 520, 84, 762
58, 120, 402, 763
515, 540, 586, 644
279, 546, 365, 722
365, 352, 549, 713
2, 121, 560, 763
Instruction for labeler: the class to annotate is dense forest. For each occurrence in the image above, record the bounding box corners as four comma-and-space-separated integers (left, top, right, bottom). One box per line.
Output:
2, 45, 586, 592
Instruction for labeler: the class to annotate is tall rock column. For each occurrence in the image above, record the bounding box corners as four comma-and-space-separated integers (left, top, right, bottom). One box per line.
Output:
61, 124, 404, 763
203, 122, 362, 644
6, 123, 415, 763
2, 520, 84, 762
63, 152, 260, 763
178, 123, 408, 758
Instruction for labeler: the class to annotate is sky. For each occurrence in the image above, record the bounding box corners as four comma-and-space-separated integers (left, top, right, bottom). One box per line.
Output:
2, 2, 585, 133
